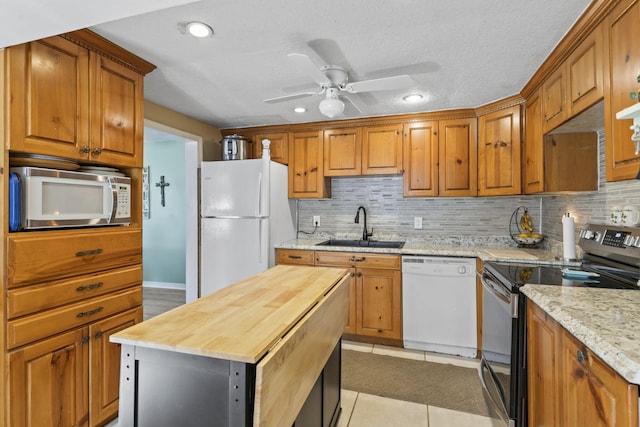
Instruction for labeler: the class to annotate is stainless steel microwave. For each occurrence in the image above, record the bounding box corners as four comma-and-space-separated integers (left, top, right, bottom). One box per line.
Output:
9, 166, 131, 231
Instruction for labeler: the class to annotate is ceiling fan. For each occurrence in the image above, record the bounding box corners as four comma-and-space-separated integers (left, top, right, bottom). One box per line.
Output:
264, 53, 415, 118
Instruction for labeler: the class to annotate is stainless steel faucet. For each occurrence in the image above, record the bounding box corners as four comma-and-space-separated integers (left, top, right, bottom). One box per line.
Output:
354, 206, 373, 241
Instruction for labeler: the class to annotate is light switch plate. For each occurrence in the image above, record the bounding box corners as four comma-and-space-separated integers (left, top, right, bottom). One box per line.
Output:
414, 217, 423, 229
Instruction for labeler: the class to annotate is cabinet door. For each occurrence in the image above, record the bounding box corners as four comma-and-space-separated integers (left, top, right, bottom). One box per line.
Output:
343, 268, 357, 335
8, 327, 89, 427
527, 301, 561, 427
560, 330, 639, 427
89, 307, 142, 427
356, 268, 401, 340
323, 128, 362, 176
478, 105, 522, 196
7, 36, 90, 158
438, 118, 477, 197
89, 53, 144, 167
524, 89, 545, 194
604, 0, 640, 181
254, 132, 289, 164
568, 24, 604, 116
542, 65, 568, 133
402, 121, 438, 196
362, 124, 403, 175
289, 131, 330, 198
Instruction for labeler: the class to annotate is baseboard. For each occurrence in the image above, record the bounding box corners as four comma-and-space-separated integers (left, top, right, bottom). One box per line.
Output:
143, 281, 186, 290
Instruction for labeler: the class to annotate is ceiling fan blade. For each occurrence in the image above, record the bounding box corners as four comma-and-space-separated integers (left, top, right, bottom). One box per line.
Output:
344, 75, 415, 93
341, 95, 363, 114
288, 53, 331, 86
264, 91, 319, 104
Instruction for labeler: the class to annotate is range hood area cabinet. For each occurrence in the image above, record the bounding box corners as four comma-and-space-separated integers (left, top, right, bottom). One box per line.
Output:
524, 90, 598, 194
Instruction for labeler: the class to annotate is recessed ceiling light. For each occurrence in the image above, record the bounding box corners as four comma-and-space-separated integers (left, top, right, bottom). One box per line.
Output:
293, 107, 306, 113
185, 21, 213, 38
403, 94, 423, 103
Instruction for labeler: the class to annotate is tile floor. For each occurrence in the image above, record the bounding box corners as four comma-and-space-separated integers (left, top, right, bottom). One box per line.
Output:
105, 288, 504, 426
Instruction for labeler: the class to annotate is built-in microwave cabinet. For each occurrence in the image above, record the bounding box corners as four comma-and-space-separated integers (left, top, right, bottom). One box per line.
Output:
5, 32, 150, 168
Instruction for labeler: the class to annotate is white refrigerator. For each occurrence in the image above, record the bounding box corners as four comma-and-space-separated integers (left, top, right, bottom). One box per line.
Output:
199, 156, 296, 298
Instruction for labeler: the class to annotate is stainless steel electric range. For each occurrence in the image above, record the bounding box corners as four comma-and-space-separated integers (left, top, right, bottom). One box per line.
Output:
479, 223, 640, 427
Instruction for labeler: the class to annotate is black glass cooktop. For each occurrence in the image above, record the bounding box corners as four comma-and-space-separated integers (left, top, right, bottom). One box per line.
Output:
484, 262, 640, 291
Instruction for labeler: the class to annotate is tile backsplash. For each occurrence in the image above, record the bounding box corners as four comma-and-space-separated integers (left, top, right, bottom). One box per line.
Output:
297, 130, 640, 253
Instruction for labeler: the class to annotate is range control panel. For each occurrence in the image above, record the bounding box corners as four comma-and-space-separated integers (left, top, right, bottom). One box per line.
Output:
579, 223, 640, 264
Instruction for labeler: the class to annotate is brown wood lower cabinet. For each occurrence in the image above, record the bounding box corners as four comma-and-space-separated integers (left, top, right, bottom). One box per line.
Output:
527, 301, 639, 427
8, 307, 142, 427
276, 248, 402, 345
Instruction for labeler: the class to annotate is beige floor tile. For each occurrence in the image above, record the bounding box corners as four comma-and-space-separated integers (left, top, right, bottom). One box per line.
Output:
342, 340, 374, 353
428, 406, 503, 427
424, 351, 480, 369
372, 344, 426, 361
348, 393, 428, 427
337, 389, 358, 427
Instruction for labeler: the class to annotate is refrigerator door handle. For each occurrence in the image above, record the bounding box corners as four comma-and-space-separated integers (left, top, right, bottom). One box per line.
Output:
258, 219, 268, 264
256, 172, 263, 217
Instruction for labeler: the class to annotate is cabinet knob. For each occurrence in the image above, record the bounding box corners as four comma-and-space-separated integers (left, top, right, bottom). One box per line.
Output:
576, 349, 587, 363
80, 145, 90, 154
81, 335, 90, 344
94, 331, 104, 339
92, 147, 102, 156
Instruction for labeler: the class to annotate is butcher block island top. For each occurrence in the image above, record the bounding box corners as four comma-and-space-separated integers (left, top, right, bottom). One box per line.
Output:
111, 264, 350, 363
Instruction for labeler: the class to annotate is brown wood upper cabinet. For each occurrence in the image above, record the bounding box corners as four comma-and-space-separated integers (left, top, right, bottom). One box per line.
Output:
6, 35, 146, 167
524, 89, 545, 194
402, 118, 477, 197
253, 132, 289, 165
605, 0, 640, 181
323, 128, 362, 176
288, 131, 330, 198
478, 105, 522, 196
541, 23, 604, 135
362, 124, 403, 175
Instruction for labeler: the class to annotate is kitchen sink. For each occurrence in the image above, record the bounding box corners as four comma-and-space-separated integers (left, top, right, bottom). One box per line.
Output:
316, 239, 405, 249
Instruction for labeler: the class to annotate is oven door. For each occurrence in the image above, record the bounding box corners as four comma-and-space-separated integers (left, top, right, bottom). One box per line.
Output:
479, 267, 519, 426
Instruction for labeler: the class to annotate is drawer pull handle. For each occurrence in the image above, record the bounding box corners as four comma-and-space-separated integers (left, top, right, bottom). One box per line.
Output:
76, 282, 104, 292
350, 257, 366, 262
77, 307, 104, 318
288, 255, 302, 259
76, 248, 103, 257
577, 349, 587, 363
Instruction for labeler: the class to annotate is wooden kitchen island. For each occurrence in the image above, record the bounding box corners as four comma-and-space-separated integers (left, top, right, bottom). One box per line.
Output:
111, 265, 350, 427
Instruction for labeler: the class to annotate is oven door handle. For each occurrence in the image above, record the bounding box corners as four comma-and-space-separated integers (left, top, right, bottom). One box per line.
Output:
479, 270, 519, 318
479, 357, 509, 423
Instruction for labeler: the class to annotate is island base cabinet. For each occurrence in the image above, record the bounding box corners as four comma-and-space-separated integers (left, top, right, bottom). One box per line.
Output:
117, 341, 342, 427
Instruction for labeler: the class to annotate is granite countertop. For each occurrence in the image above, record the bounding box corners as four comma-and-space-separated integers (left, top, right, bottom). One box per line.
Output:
521, 285, 640, 384
276, 238, 572, 266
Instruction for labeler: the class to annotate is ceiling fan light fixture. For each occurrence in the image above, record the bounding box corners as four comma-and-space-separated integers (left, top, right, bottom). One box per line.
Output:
403, 94, 423, 103
185, 21, 213, 38
319, 88, 345, 118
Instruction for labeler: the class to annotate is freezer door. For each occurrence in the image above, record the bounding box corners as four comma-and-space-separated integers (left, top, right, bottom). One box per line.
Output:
201, 160, 265, 217
200, 217, 269, 297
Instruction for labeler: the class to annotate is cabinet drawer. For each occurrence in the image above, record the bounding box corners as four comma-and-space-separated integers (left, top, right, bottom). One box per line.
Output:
315, 251, 400, 270
8, 265, 142, 319
276, 249, 315, 265
8, 228, 142, 287
7, 287, 142, 349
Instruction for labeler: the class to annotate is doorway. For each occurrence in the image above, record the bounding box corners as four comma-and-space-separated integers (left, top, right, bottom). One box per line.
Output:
143, 120, 201, 303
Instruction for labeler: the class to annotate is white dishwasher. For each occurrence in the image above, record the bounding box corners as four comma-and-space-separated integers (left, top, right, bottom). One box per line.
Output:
402, 255, 477, 358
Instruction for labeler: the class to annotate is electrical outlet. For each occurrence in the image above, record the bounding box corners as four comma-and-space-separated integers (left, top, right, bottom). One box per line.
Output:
414, 217, 423, 229
313, 216, 320, 227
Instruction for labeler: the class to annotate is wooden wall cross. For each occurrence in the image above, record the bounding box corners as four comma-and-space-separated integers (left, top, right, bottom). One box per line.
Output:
155, 175, 170, 207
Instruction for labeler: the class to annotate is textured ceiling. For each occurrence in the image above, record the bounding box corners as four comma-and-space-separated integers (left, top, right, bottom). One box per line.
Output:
3, 0, 592, 130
